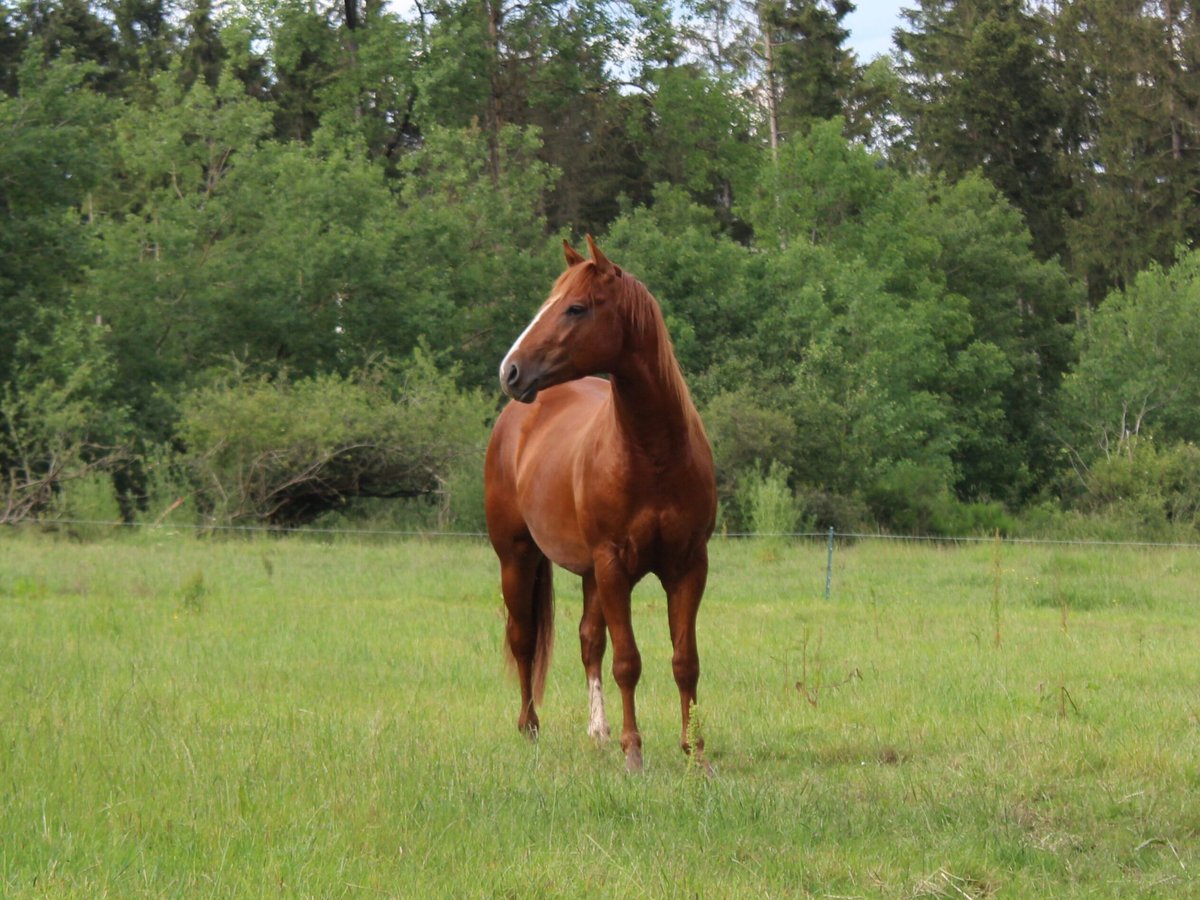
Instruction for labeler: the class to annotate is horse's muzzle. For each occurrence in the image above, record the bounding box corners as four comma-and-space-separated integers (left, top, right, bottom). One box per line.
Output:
502, 361, 540, 404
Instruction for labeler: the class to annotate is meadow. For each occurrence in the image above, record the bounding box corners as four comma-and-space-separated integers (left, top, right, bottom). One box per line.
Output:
1, 530, 1197, 897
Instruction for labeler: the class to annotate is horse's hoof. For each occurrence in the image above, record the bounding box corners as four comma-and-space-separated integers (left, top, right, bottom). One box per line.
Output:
624, 745, 644, 774
588, 722, 611, 745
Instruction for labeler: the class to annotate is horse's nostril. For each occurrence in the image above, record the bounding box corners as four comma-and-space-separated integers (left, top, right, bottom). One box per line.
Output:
505, 363, 520, 386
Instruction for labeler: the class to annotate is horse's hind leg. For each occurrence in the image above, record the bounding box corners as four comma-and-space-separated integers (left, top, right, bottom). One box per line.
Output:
499, 539, 550, 738
663, 551, 709, 759
580, 572, 610, 744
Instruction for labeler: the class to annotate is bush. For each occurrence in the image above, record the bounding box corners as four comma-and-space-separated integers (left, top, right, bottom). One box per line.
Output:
866, 461, 1013, 536
701, 389, 798, 519
1072, 436, 1200, 539
797, 488, 873, 534
930, 498, 1014, 537
864, 462, 949, 534
1, 316, 130, 524
179, 351, 492, 528
738, 462, 807, 536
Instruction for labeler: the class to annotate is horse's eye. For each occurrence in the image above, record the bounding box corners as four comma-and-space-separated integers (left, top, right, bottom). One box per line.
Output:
565, 304, 588, 318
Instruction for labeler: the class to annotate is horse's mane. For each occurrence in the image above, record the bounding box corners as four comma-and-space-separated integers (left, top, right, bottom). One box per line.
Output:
615, 270, 694, 413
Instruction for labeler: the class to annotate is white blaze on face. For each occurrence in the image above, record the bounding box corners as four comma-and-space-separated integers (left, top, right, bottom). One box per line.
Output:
587, 676, 610, 743
499, 291, 562, 386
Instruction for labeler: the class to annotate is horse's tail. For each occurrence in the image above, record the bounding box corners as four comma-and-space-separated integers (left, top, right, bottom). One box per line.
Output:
503, 554, 555, 706
530, 555, 555, 705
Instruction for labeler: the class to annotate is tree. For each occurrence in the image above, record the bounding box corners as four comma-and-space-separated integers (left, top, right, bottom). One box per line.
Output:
731, 121, 1076, 511
391, 123, 562, 389
179, 0, 226, 90
896, 0, 1075, 261
0, 47, 112, 391
2, 314, 130, 523
1063, 248, 1200, 456
761, 0, 857, 137
9, 0, 123, 93
1054, 0, 1200, 299
627, 67, 759, 229
925, 173, 1079, 497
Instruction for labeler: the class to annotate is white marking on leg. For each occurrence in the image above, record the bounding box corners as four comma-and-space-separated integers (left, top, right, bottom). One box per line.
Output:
500, 292, 561, 384
587, 676, 611, 743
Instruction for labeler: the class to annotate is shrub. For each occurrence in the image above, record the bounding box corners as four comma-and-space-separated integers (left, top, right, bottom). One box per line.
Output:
739, 461, 807, 536
864, 462, 949, 534
796, 488, 873, 534
1073, 436, 1200, 539
866, 461, 1013, 536
179, 351, 492, 528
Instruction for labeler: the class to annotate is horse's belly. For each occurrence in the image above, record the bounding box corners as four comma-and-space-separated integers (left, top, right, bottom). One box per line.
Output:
515, 457, 592, 574
526, 518, 592, 575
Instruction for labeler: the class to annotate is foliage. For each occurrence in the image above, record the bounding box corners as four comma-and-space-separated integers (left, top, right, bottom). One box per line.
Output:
896, 0, 1073, 260
392, 123, 563, 389
700, 387, 798, 515
1069, 436, 1200, 540
738, 460, 806, 535
4, 0, 1200, 538
1053, 0, 1200, 298
178, 352, 491, 527
0, 47, 114, 389
1063, 248, 1200, 456
1, 314, 130, 523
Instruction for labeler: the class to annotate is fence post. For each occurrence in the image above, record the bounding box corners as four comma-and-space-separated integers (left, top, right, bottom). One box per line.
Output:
824, 525, 835, 599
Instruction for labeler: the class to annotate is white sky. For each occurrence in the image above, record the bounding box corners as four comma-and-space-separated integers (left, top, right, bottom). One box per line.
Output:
844, 0, 907, 62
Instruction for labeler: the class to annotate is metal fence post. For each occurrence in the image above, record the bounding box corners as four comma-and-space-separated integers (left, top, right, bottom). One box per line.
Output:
824, 525, 835, 599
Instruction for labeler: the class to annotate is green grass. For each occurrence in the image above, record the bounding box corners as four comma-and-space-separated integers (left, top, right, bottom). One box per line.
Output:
2, 531, 1198, 896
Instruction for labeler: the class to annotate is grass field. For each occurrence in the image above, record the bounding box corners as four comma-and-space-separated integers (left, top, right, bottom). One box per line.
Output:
1, 530, 1198, 897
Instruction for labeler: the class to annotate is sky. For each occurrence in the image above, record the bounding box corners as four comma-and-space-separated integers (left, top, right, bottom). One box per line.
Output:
843, 0, 907, 62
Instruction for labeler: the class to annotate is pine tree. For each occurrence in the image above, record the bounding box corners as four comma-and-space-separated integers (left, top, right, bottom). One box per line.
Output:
896, 0, 1075, 261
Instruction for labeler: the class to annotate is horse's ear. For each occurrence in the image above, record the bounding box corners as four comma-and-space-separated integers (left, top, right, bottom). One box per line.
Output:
563, 240, 586, 267
585, 234, 620, 277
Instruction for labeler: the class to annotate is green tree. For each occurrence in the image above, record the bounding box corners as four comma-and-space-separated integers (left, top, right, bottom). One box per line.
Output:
10, 0, 123, 93
179, 0, 226, 90
762, 0, 857, 135
603, 183, 756, 379
627, 67, 759, 229
925, 173, 1079, 497
1063, 248, 1200, 456
391, 123, 562, 389
896, 0, 1074, 260
735, 121, 1075, 513
0, 47, 112, 390
79, 68, 276, 441
1054, 0, 1200, 299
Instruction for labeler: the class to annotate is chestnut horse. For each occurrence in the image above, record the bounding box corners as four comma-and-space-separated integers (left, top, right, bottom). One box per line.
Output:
484, 236, 717, 772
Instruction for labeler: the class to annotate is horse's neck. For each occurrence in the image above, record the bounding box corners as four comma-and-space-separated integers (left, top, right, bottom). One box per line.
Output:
608, 329, 696, 464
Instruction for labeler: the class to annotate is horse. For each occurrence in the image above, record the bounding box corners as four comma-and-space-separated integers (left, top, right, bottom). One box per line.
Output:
484, 235, 717, 773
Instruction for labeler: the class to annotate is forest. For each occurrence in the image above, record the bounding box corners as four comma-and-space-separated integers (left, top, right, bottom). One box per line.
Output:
3, 0, 1200, 537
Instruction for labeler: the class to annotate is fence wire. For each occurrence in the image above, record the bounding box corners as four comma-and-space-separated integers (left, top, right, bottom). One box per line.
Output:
7, 517, 1200, 551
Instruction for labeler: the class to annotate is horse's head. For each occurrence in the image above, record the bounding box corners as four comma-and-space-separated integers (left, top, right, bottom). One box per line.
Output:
499, 235, 628, 404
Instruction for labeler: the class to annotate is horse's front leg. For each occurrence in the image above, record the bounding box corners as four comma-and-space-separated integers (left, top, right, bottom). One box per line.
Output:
662, 549, 709, 761
595, 562, 642, 772
579, 572, 611, 744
